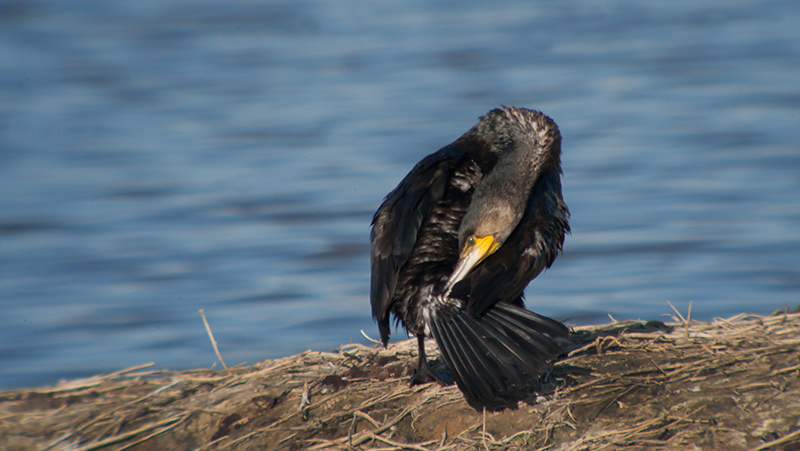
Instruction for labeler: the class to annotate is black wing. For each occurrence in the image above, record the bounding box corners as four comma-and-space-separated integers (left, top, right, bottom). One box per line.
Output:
370, 149, 456, 345
453, 169, 570, 317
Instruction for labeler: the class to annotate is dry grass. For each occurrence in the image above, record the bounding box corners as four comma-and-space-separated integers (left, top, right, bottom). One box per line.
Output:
2, 311, 800, 450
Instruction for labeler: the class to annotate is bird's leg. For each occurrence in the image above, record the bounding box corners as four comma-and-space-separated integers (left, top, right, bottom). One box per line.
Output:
410, 335, 452, 386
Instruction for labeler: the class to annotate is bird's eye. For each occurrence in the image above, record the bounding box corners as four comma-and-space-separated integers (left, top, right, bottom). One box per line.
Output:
467, 237, 475, 247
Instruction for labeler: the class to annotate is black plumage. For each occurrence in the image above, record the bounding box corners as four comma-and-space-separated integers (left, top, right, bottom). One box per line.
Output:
370, 107, 570, 410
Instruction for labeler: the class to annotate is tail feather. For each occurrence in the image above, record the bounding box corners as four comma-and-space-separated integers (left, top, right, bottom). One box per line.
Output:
494, 302, 569, 339
458, 312, 541, 382
431, 318, 500, 404
430, 303, 568, 410
476, 313, 549, 376
450, 315, 511, 388
486, 303, 565, 356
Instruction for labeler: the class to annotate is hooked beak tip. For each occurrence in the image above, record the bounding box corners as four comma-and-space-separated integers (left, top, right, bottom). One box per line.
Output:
444, 235, 500, 296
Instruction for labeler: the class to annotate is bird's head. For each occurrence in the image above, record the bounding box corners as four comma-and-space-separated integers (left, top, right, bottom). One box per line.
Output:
444, 107, 561, 295
444, 203, 514, 295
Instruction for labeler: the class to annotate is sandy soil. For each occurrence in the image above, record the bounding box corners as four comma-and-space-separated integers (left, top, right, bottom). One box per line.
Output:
2, 310, 799, 450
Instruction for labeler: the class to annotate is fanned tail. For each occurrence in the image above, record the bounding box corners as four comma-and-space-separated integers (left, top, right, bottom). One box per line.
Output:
429, 303, 568, 410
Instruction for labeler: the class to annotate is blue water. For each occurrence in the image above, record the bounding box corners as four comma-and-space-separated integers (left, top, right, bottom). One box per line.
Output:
1, 0, 799, 389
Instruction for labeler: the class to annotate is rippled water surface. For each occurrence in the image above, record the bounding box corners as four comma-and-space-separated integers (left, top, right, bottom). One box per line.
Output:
1, 0, 799, 389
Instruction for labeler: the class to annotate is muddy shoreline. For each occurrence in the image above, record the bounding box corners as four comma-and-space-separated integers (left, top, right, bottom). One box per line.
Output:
2, 311, 799, 450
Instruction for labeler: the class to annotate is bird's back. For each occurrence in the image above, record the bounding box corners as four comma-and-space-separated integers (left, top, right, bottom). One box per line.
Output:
370, 136, 495, 342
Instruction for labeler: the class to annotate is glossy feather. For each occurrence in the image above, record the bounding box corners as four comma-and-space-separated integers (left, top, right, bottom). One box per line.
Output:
370, 107, 570, 409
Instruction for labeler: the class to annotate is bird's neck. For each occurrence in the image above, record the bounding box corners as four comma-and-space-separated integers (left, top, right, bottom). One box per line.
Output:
486, 143, 541, 200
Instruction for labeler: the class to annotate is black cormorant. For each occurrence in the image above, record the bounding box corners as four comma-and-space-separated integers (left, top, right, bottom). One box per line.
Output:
370, 107, 570, 410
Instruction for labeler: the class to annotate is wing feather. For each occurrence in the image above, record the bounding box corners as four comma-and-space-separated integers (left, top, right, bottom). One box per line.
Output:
370, 151, 455, 344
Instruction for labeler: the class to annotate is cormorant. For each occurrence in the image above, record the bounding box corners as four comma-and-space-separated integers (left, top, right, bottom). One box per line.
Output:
370, 107, 570, 410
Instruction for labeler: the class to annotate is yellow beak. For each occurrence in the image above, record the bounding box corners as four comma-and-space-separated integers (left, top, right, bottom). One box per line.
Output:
445, 235, 499, 294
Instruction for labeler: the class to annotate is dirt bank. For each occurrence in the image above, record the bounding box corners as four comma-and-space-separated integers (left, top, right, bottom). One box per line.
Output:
2, 311, 799, 450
